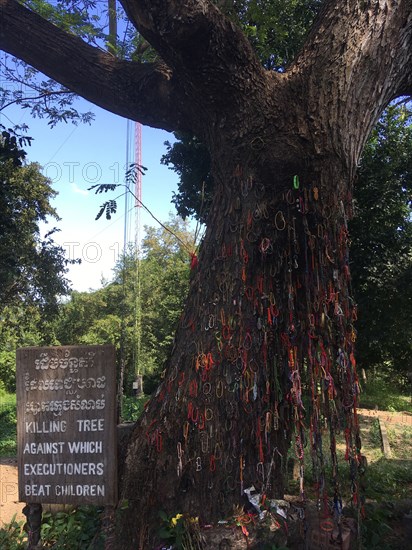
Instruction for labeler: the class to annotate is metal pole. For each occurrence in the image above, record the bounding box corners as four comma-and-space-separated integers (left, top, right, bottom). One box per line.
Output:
23, 503, 42, 549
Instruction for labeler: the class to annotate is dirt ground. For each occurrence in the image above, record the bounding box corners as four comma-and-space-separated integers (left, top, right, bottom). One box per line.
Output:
0, 457, 25, 526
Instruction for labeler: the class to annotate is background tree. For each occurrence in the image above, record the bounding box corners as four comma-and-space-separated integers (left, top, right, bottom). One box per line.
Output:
1, 1, 412, 547
137, 217, 193, 390
54, 288, 120, 346
350, 105, 412, 383
0, 127, 72, 315
0, 304, 58, 392
53, 215, 192, 395
0, 127, 73, 392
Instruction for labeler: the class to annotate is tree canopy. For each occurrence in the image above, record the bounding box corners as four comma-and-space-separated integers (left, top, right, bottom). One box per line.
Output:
53, 216, 193, 394
0, 127, 72, 315
0, 128, 72, 393
350, 105, 412, 380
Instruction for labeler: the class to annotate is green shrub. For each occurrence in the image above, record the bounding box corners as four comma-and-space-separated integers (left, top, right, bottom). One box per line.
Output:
0, 403, 17, 457
0, 507, 104, 549
0, 516, 26, 550
122, 395, 149, 422
359, 378, 412, 413
40, 506, 104, 549
361, 505, 394, 549
0, 351, 17, 393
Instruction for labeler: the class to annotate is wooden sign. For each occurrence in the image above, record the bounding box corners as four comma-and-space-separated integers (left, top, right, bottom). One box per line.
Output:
16, 345, 117, 505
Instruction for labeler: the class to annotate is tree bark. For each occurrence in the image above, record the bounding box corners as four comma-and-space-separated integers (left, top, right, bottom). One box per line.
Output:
117, 141, 360, 547
1, 0, 412, 547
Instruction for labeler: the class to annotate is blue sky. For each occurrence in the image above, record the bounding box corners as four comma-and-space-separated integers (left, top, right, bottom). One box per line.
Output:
2, 101, 182, 292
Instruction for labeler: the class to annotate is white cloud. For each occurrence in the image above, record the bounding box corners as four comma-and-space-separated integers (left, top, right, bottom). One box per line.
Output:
71, 183, 89, 196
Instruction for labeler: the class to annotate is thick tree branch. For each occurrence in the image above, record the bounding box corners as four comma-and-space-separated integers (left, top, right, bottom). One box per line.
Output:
0, 0, 188, 132
289, 0, 412, 172
120, 0, 260, 73
2, 0, 411, 177
119, 0, 273, 126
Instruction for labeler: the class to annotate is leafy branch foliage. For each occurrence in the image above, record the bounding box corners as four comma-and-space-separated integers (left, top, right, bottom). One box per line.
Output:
0, 124, 32, 166
350, 105, 412, 379
88, 163, 147, 220
0, 128, 74, 392
0, 56, 95, 127
162, 133, 214, 224
53, 215, 193, 395
224, 0, 322, 71
0, 126, 74, 316
0, 0, 108, 125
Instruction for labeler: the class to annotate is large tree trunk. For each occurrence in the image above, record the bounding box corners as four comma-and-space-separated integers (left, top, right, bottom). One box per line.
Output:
117, 148, 360, 547
1, 1, 412, 548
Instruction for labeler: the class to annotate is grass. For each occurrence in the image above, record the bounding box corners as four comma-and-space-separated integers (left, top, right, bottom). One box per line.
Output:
358, 417, 412, 500
286, 408, 412, 504
387, 424, 412, 460
359, 377, 412, 413
0, 391, 17, 457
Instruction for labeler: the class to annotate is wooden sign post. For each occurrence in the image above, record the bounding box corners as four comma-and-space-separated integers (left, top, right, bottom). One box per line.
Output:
16, 345, 117, 506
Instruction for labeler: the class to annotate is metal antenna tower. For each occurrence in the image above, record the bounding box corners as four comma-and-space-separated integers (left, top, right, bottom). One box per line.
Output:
134, 122, 143, 394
